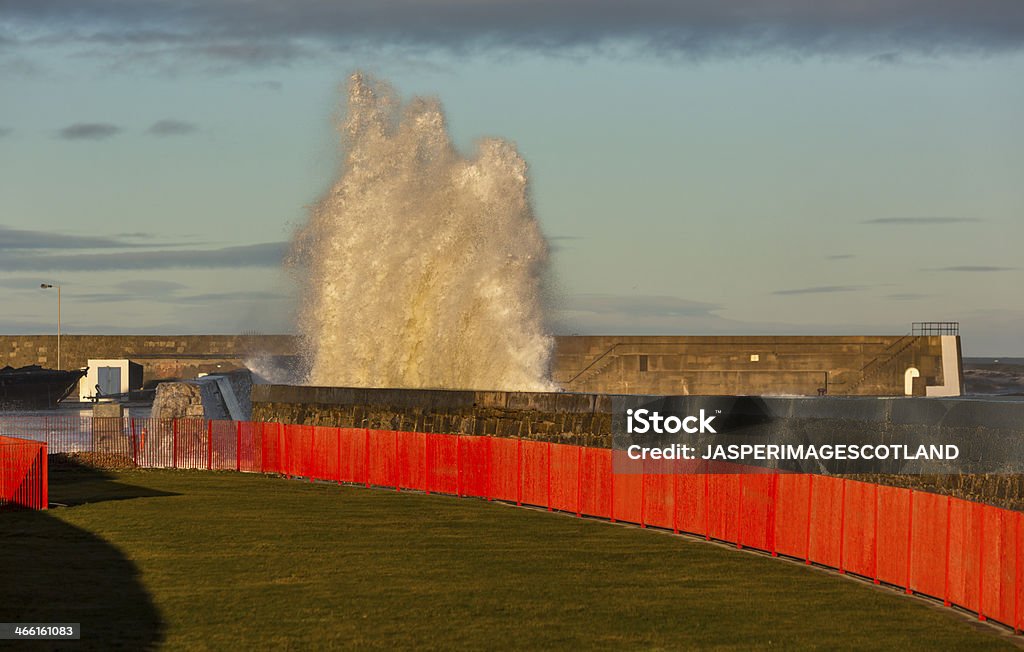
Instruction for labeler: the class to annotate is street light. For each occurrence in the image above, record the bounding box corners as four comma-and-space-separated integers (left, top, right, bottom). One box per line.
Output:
40, 283, 61, 369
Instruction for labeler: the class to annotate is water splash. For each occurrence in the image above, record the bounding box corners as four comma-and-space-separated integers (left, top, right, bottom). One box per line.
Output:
289, 74, 554, 391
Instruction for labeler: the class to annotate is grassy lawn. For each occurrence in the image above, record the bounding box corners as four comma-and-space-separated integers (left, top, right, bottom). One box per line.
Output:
1, 466, 1017, 650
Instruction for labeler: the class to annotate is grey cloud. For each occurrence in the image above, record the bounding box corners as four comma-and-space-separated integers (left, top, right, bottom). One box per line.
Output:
0, 225, 205, 251
0, 242, 287, 271
886, 293, 930, 301
862, 217, 983, 225
74, 286, 287, 305
825, 254, 856, 260
548, 235, 585, 253
177, 290, 287, 304
927, 265, 1016, 272
147, 119, 198, 136
0, 318, 67, 333
0, 127, 11, 137
57, 122, 121, 140
114, 280, 188, 295
0, 277, 70, 290
551, 293, 910, 336
563, 294, 721, 318
869, 52, 903, 64
0, 225, 133, 250
4, 0, 1024, 68
773, 285, 863, 295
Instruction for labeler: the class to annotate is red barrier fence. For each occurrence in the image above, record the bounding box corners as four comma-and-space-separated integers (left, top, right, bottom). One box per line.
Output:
6, 416, 1023, 632
0, 435, 47, 510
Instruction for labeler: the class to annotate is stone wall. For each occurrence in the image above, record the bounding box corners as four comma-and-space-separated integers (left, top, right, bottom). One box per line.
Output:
253, 384, 1024, 510
252, 385, 612, 447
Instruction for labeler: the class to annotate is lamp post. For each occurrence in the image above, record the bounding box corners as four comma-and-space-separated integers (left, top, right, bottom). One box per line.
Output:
40, 283, 61, 369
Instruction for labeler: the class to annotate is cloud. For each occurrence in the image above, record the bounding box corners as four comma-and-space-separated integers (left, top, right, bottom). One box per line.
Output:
0, 225, 134, 250
825, 254, 855, 260
548, 235, 585, 252
146, 119, 198, 136
176, 290, 288, 304
65, 280, 289, 306
885, 293, 930, 301
773, 285, 863, 295
554, 293, 726, 334
253, 80, 282, 91
0, 277, 70, 290
57, 122, 121, 140
551, 292, 912, 336
0, 242, 287, 271
0, 225, 207, 251
4, 0, 1024, 69
862, 217, 983, 225
562, 294, 721, 318
0, 127, 11, 137
927, 265, 1016, 272
114, 280, 188, 295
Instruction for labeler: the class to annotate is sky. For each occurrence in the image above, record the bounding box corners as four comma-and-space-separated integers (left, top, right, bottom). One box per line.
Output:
1, 1, 1022, 355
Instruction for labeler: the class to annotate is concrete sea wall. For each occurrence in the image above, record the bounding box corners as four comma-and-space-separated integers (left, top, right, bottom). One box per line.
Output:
1, 333, 958, 397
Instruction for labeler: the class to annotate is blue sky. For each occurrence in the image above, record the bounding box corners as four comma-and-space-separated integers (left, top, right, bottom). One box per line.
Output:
1, 1, 1023, 354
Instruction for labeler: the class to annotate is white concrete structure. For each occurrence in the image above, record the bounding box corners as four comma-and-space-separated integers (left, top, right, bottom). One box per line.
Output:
79, 359, 143, 401
925, 336, 963, 397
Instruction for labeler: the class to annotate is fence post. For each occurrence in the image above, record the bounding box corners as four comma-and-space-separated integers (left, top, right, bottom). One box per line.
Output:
394, 430, 400, 492
279, 423, 286, 477
41, 443, 48, 509
804, 474, 814, 565
131, 418, 138, 467
944, 496, 952, 606
575, 446, 582, 518
610, 452, 615, 523
546, 441, 552, 511
1015, 511, 1021, 634
704, 463, 710, 541
978, 504, 986, 620
364, 429, 370, 488
172, 419, 178, 469
207, 420, 213, 471
905, 490, 914, 595
736, 474, 743, 549
486, 436, 492, 502
336, 428, 342, 485
309, 427, 315, 483
456, 435, 462, 498
425, 433, 431, 495
236, 421, 242, 473
640, 461, 646, 528
672, 469, 679, 534
516, 438, 522, 506
873, 483, 880, 584
838, 478, 846, 573
770, 472, 778, 557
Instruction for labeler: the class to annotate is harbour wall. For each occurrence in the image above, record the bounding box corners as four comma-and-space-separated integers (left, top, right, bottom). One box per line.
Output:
0, 334, 958, 397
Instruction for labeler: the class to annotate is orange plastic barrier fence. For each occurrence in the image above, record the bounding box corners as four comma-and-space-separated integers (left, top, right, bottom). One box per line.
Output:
0, 435, 47, 510
10, 417, 1024, 633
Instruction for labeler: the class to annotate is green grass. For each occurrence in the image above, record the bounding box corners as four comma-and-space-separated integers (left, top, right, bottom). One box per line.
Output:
1, 467, 1017, 650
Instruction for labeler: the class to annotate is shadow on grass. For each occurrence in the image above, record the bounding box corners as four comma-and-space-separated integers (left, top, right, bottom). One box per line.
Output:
0, 460, 169, 650
48, 454, 181, 507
